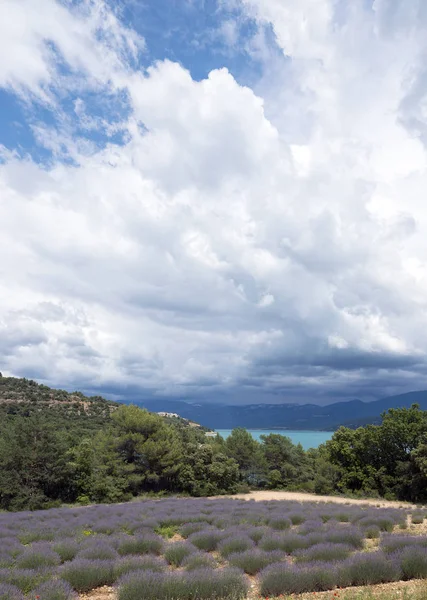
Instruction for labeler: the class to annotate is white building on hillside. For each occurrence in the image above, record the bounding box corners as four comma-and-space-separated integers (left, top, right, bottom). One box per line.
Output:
157, 412, 179, 418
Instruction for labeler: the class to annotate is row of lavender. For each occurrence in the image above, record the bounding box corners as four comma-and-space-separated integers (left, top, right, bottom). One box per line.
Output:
0, 498, 425, 599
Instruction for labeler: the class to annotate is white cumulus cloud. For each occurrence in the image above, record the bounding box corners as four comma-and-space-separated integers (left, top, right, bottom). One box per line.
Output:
1, 0, 427, 404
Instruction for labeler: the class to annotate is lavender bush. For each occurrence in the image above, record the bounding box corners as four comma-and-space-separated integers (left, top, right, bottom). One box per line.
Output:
0, 568, 51, 593
53, 539, 80, 563
188, 530, 225, 552
60, 559, 115, 592
364, 525, 381, 539
381, 534, 427, 554
218, 536, 255, 558
340, 552, 401, 586
268, 517, 291, 531
0, 492, 421, 598
259, 562, 338, 595
228, 549, 284, 575
0, 584, 25, 600
180, 522, 211, 538
412, 513, 425, 525
294, 542, 353, 562
117, 567, 248, 600
117, 533, 163, 556
164, 541, 198, 566
32, 579, 78, 600
114, 555, 167, 578
323, 527, 365, 549
77, 541, 119, 560
259, 532, 309, 553
182, 552, 217, 571
16, 545, 61, 569
399, 546, 427, 579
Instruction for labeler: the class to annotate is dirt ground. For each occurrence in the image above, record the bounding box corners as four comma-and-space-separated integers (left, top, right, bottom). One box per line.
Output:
223, 490, 417, 508
80, 587, 115, 600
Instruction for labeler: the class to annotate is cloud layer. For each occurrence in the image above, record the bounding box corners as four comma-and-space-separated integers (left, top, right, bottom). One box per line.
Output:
1, 0, 427, 404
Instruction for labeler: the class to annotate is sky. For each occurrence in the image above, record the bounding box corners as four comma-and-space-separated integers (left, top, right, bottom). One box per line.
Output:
1, 0, 427, 406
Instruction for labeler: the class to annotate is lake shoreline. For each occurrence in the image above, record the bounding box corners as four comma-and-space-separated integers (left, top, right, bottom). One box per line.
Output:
215, 428, 334, 449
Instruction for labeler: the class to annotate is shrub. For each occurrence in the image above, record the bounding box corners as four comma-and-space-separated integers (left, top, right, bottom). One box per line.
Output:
259, 563, 337, 596
289, 513, 305, 525
188, 531, 224, 552
114, 556, 167, 579
18, 529, 56, 544
0, 552, 14, 568
399, 547, 427, 580
77, 542, 119, 560
16, 546, 61, 570
155, 525, 179, 539
228, 549, 284, 575
294, 543, 353, 562
298, 520, 324, 535
180, 522, 211, 538
358, 516, 395, 532
0, 569, 51, 593
340, 552, 401, 586
60, 559, 115, 592
0, 538, 22, 560
0, 584, 25, 600
268, 518, 291, 531
53, 540, 80, 563
412, 514, 424, 525
381, 535, 427, 554
320, 514, 332, 523
259, 533, 308, 553
324, 528, 364, 549
364, 525, 381, 539
247, 527, 268, 543
164, 542, 197, 567
336, 513, 350, 523
32, 579, 77, 600
117, 568, 248, 600
218, 536, 255, 558
182, 553, 217, 571
117, 534, 163, 556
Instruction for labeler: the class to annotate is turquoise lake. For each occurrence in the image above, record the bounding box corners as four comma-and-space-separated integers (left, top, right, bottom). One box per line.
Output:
215, 429, 333, 449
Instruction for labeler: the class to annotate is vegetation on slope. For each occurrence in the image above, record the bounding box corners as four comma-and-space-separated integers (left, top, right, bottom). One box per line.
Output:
2, 375, 427, 510
0, 374, 118, 435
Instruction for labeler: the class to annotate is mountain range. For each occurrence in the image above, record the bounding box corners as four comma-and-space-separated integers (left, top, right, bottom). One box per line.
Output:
1, 374, 426, 432
137, 391, 427, 431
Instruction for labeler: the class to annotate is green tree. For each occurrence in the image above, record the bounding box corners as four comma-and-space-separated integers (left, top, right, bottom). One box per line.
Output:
179, 442, 239, 496
326, 405, 427, 500
225, 428, 267, 485
261, 433, 309, 489
0, 416, 73, 510
111, 405, 184, 492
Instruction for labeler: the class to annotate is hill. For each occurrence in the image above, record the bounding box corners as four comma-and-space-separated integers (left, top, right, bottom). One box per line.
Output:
0, 375, 211, 435
1, 373, 426, 432
136, 390, 427, 431
0, 374, 119, 435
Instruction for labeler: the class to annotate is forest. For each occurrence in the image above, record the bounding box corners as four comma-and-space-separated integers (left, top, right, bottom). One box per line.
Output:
1, 376, 427, 510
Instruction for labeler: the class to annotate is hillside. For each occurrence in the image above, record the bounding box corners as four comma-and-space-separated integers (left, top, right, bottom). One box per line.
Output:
0, 375, 211, 435
2, 373, 426, 432
0, 374, 119, 434
137, 390, 427, 431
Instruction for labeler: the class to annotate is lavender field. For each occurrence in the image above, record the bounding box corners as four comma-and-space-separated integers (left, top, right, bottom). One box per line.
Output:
0, 498, 426, 599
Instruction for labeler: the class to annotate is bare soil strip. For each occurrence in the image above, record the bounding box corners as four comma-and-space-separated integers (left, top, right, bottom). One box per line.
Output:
224, 490, 416, 508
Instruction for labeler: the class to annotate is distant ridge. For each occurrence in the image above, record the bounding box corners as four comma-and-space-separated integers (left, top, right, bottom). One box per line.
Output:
136, 390, 427, 431
1, 374, 425, 432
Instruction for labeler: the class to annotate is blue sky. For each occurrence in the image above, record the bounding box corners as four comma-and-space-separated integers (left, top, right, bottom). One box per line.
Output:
0, 0, 272, 163
1, 0, 427, 406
